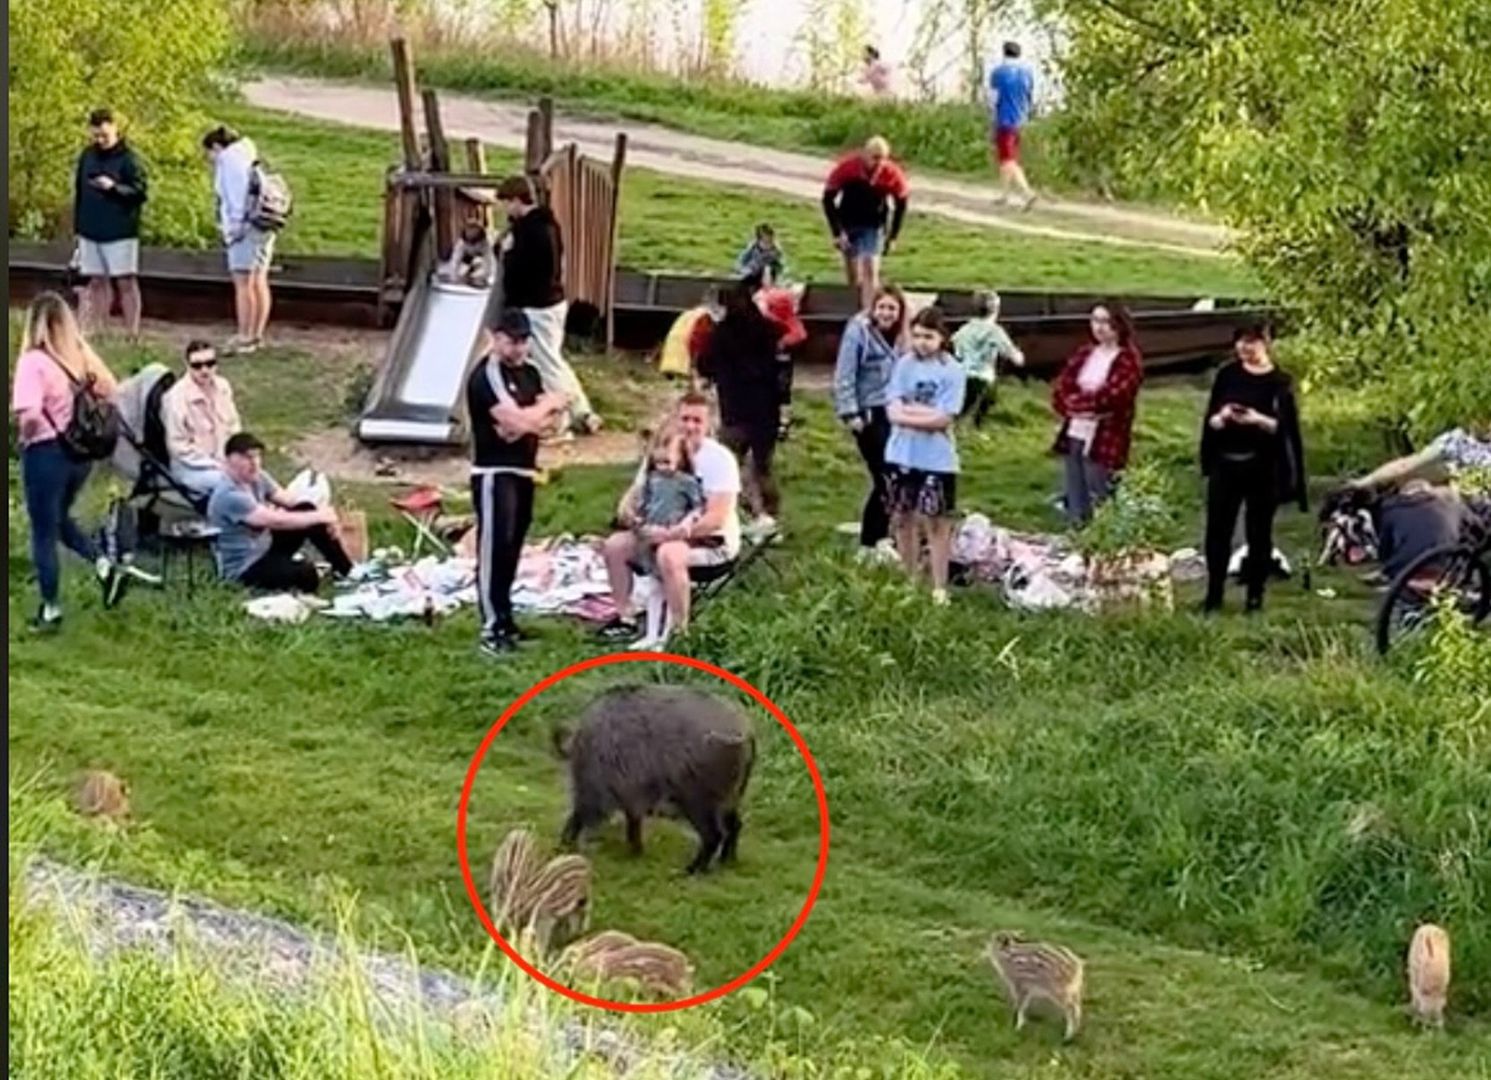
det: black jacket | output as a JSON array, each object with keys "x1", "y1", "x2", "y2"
[
  {"x1": 502, "y1": 205, "x2": 565, "y2": 309},
  {"x1": 1199, "y1": 361, "x2": 1308, "y2": 511},
  {"x1": 696, "y1": 304, "x2": 782, "y2": 429},
  {"x1": 73, "y1": 141, "x2": 148, "y2": 243}
]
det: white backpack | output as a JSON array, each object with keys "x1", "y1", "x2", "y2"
[{"x1": 247, "y1": 160, "x2": 293, "y2": 232}]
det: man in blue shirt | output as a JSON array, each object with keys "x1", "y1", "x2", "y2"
[{"x1": 988, "y1": 41, "x2": 1037, "y2": 209}]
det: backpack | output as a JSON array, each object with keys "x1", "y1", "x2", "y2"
[
  {"x1": 247, "y1": 159, "x2": 293, "y2": 232},
  {"x1": 43, "y1": 353, "x2": 121, "y2": 462}
]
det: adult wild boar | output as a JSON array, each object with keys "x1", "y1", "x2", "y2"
[{"x1": 552, "y1": 684, "x2": 756, "y2": 874}]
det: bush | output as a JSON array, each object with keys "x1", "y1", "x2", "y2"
[
  {"x1": 1044, "y1": 0, "x2": 1491, "y2": 438},
  {"x1": 7, "y1": 0, "x2": 231, "y2": 246}
]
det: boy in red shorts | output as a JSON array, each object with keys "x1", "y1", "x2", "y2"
[{"x1": 988, "y1": 41, "x2": 1037, "y2": 209}]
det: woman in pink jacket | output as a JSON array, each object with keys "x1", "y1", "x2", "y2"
[{"x1": 11, "y1": 292, "x2": 120, "y2": 631}]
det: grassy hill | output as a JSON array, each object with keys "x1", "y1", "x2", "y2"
[{"x1": 8, "y1": 315, "x2": 1487, "y2": 1076}]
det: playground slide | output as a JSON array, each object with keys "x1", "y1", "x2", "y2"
[{"x1": 356, "y1": 245, "x2": 501, "y2": 446}]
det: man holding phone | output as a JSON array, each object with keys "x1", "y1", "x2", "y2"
[{"x1": 72, "y1": 109, "x2": 149, "y2": 340}]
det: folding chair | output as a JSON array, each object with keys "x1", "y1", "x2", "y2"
[
  {"x1": 690, "y1": 527, "x2": 784, "y2": 614},
  {"x1": 390, "y1": 486, "x2": 452, "y2": 559}
]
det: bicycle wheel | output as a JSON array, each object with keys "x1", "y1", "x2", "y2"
[{"x1": 1375, "y1": 543, "x2": 1491, "y2": 656}]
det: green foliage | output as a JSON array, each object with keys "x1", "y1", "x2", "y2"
[
  {"x1": 1073, "y1": 459, "x2": 1182, "y2": 558},
  {"x1": 1043, "y1": 0, "x2": 1491, "y2": 438},
  {"x1": 1410, "y1": 590, "x2": 1491, "y2": 699},
  {"x1": 6, "y1": 0, "x2": 231, "y2": 246}
]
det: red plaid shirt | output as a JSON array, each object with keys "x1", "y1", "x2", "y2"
[{"x1": 1050, "y1": 343, "x2": 1144, "y2": 471}]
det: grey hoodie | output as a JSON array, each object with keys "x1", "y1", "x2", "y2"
[{"x1": 833, "y1": 312, "x2": 898, "y2": 418}]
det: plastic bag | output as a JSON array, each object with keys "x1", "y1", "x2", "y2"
[{"x1": 283, "y1": 468, "x2": 332, "y2": 508}]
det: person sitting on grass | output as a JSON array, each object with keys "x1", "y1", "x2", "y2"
[
  {"x1": 884, "y1": 305, "x2": 967, "y2": 607},
  {"x1": 206, "y1": 432, "x2": 355, "y2": 594},
  {"x1": 952, "y1": 289, "x2": 1024, "y2": 430},
  {"x1": 596, "y1": 391, "x2": 743, "y2": 647},
  {"x1": 162, "y1": 339, "x2": 241, "y2": 501}
]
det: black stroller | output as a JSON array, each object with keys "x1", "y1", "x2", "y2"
[{"x1": 98, "y1": 362, "x2": 213, "y2": 606}]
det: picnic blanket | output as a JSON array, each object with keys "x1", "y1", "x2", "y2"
[
  {"x1": 952, "y1": 512, "x2": 1185, "y2": 613},
  {"x1": 242, "y1": 537, "x2": 618, "y2": 625}
]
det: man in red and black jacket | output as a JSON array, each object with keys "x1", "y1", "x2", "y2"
[{"x1": 821, "y1": 136, "x2": 910, "y2": 311}]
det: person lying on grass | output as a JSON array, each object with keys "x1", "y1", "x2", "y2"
[
  {"x1": 883, "y1": 305, "x2": 967, "y2": 606},
  {"x1": 206, "y1": 432, "x2": 357, "y2": 594},
  {"x1": 596, "y1": 391, "x2": 744, "y2": 647}
]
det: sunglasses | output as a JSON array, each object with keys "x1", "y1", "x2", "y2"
[{"x1": 188, "y1": 357, "x2": 218, "y2": 370}]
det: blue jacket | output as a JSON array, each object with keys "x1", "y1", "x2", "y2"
[{"x1": 833, "y1": 313, "x2": 898, "y2": 418}]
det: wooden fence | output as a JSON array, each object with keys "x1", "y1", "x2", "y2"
[{"x1": 377, "y1": 36, "x2": 627, "y2": 347}]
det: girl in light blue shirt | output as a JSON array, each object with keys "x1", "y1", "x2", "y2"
[{"x1": 884, "y1": 305, "x2": 967, "y2": 605}]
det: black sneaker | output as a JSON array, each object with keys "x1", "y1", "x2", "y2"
[
  {"x1": 500, "y1": 619, "x2": 535, "y2": 642},
  {"x1": 101, "y1": 561, "x2": 128, "y2": 609},
  {"x1": 478, "y1": 633, "x2": 518, "y2": 658},
  {"x1": 28, "y1": 607, "x2": 62, "y2": 634},
  {"x1": 595, "y1": 616, "x2": 640, "y2": 643}
]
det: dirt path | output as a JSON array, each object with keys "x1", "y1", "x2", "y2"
[{"x1": 244, "y1": 77, "x2": 1231, "y2": 259}]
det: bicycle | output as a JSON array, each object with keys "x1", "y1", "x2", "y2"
[{"x1": 1375, "y1": 509, "x2": 1491, "y2": 656}]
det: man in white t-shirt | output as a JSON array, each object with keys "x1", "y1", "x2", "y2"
[{"x1": 597, "y1": 391, "x2": 742, "y2": 644}]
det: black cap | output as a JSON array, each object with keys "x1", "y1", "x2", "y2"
[
  {"x1": 492, "y1": 308, "x2": 531, "y2": 340},
  {"x1": 224, "y1": 432, "x2": 266, "y2": 456}
]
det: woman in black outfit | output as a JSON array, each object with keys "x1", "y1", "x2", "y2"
[
  {"x1": 1199, "y1": 323, "x2": 1307, "y2": 613},
  {"x1": 696, "y1": 279, "x2": 784, "y2": 525}
]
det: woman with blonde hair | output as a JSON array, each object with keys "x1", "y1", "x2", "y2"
[{"x1": 11, "y1": 291, "x2": 121, "y2": 631}]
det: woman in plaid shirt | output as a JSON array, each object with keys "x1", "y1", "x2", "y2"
[{"x1": 1049, "y1": 303, "x2": 1144, "y2": 525}]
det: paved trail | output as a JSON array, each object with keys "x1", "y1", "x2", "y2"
[{"x1": 245, "y1": 77, "x2": 1231, "y2": 260}]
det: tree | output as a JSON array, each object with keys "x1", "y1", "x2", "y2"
[
  {"x1": 1043, "y1": 0, "x2": 1491, "y2": 438},
  {"x1": 7, "y1": 0, "x2": 230, "y2": 246}
]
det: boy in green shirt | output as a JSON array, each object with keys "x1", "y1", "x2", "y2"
[{"x1": 952, "y1": 290, "x2": 1025, "y2": 428}]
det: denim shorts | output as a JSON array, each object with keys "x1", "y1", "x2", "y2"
[
  {"x1": 77, "y1": 238, "x2": 139, "y2": 278},
  {"x1": 844, "y1": 226, "x2": 884, "y2": 259},
  {"x1": 227, "y1": 227, "x2": 276, "y2": 274}
]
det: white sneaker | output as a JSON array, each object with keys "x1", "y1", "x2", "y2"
[
  {"x1": 345, "y1": 561, "x2": 380, "y2": 584},
  {"x1": 932, "y1": 588, "x2": 950, "y2": 606},
  {"x1": 746, "y1": 514, "x2": 779, "y2": 540}
]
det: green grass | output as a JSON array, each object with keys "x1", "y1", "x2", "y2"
[
  {"x1": 238, "y1": 36, "x2": 1098, "y2": 199},
  {"x1": 9, "y1": 319, "x2": 1490, "y2": 1077},
  {"x1": 9, "y1": 783, "x2": 953, "y2": 1079},
  {"x1": 210, "y1": 101, "x2": 1258, "y2": 298}
]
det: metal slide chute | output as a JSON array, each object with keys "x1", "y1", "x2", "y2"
[{"x1": 355, "y1": 220, "x2": 502, "y2": 446}]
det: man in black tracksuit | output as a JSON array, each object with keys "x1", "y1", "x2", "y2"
[
  {"x1": 464, "y1": 308, "x2": 570, "y2": 656},
  {"x1": 72, "y1": 108, "x2": 149, "y2": 338},
  {"x1": 496, "y1": 174, "x2": 600, "y2": 438}
]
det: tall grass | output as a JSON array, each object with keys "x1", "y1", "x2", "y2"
[{"x1": 8, "y1": 779, "x2": 964, "y2": 1080}]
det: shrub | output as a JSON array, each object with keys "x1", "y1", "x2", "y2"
[{"x1": 6, "y1": 0, "x2": 230, "y2": 246}]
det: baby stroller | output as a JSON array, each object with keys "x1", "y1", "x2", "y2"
[
  {"x1": 109, "y1": 362, "x2": 210, "y2": 535},
  {"x1": 97, "y1": 363, "x2": 214, "y2": 606}
]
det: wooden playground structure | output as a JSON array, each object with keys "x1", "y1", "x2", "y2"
[{"x1": 376, "y1": 37, "x2": 628, "y2": 346}]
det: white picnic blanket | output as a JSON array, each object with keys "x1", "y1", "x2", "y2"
[{"x1": 239, "y1": 536, "x2": 619, "y2": 625}]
